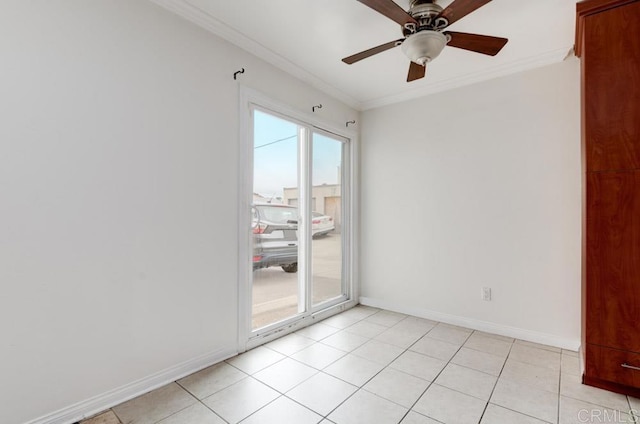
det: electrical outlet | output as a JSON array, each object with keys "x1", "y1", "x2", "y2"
[{"x1": 482, "y1": 287, "x2": 492, "y2": 301}]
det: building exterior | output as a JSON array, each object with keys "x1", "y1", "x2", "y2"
[{"x1": 283, "y1": 184, "x2": 342, "y2": 233}]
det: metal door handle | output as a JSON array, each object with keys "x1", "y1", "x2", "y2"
[{"x1": 621, "y1": 363, "x2": 640, "y2": 371}]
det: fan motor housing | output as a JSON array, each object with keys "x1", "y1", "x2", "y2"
[
  {"x1": 405, "y1": 0, "x2": 447, "y2": 34},
  {"x1": 409, "y1": 0, "x2": 435, "y2": 6},
  {"x1": 410, "y1": 1, "x2": 443, "y2": 19}
]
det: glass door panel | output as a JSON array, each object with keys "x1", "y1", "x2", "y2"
[
  {"x1": 251, "y1": 110, "x2": 301, "y2": 330},
  {"x1": 311, "y1": 132, "x2": 344, "y2": 306},
  {"x1": 246, "y1": 103, "x2": 350, "y2": 339}
]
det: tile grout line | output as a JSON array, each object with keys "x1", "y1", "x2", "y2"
[
  {"x1": 484, "y1": 341, "x2": 562, "y2": 424},
  {"x1": 314, "y1": 315, "x2": 531, "y2": 423},
  {"x1": 97, "y1": 308, "x2": 576, "y2": 424},
  {"x1": 198, "y1": 398, "x2": 231, "y2": 424},
  {"x1": 314, "y1": 316, "x2": 420, "y2": 419},
  {"x1": 395, "y1": 325, "x2": 475, "y2": 423},
  {"x1": 270, "y1": 308, "x2": 391, "y2": 421},
  {"x1": 476, "y1": 333, "x2": 516, "y2": 424},
  {"x1": 148, "y1": 390, "x2": 203, "y2": 424},
  {"x1": 262, "y1": 313, "x2": 560, "y2": 423},
  {"x1": 240, "y1": 331, "x2": 372, "y2": 421},
  {"x1": 557, "y1": 349, "x2": 563, "y2": 424},
  {"x1": 293, "y1": 314, "x2": 436, "y2": 421},
  {"x1": 173, "y1": 379, "x2": 232, "y2": 424}
]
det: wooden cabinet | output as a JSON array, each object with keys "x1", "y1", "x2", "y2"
[
  {"x1": 581, "y1": 1, "x2": 640, "y2": 172},
  {"x1": 586, "y1": 172, "x2": 640, "y2": 352},
  {"x1": 585, "y1": 344, "x2": 640, "y2": 389},
  {"x1": 577, "y1": 0, "x2": 640, "y2": 397}
]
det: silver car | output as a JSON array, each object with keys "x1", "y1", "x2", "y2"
[{"x1": 252, "y1": 204, "x2": 298, "y2": 273}]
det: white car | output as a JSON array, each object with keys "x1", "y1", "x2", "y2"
[{"x1": 312, "y1": 212, "x2": 335, "y2": 238}]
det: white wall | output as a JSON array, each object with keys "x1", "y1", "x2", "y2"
[
  {"x1": 0, "y1": 2, "x2": 356, "y2": 423},
  {"x1": 360, "y1": 59, "x2": 581, "y2": 348}
]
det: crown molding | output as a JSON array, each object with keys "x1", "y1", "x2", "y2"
[
  {"x1": 148, "y1": 0, "x2": 361, "y2": 110},
  {"x1": 359, "y1": 46, "x2": 574, "y2": 110},
  {"x1": 149, "y1": 0, "x2": 573, "y2": 112}
]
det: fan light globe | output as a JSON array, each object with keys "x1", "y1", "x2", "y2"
[{"x1": 401, "y1": 30, "x2": 448, "y2": 66}]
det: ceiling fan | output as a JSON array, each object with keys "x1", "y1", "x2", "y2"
[{"x1": 342, "y1": 0, "x2": 508, "y2": 82}]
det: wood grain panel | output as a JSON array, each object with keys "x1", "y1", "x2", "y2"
[
  {"x1": 583, "y1": 1, "x2": 640, "y2": 172},
  {"x1": 575, "y1": 0, "x2": 639, "y2": 57},
  {"x1": 585, "y1": 343, "x2": 640, "y2": 390},
  {"x1": 586, "y1": 171, "x2": 640, "y2": 352}
]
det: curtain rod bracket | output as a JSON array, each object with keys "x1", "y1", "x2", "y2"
[{"x1": 233, "y1": 68, "x2": 245, "y2": 80}]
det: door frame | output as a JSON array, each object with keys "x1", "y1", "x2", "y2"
[{"x1": 237, "y1": 87, "x2": 360, "y2": 351}]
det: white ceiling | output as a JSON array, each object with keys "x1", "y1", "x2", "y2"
[{"x1": 151, "y1": 0, "x2": 578, "y2": 110}]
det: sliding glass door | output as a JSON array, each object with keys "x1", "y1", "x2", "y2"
[
  {"x1": 249, "y1": 106, "x2": 349, "y2": 335},
  {"x1": 251, "y1": 110, "x2": 302, "y2": 329},
  {"x1": 311, "y1": 132, "x2": 344, "y2": 307}
]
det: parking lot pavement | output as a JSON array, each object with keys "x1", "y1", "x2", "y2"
[{"x1": 252, "y1": 233, "x2": 343, "y2": 329}]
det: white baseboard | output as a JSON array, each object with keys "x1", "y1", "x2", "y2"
[
  {"x1": 24, "y1": 346, "x2": 237, "y2": 424},
  {"x1": 359, "y1": 297, "x2": 581, "y2": 351}
]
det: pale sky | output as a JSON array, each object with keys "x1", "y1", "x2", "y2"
[{"x1": 253, "y1": 109, "x2": 343, "y2": 199}]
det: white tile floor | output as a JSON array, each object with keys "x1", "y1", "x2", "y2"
[{"x1": 82, "y1": 306, "x2": 640, "y2": 424}]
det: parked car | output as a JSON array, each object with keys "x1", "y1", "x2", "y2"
[
  {"x1": 252, "y1": 203, "x2": 298, "y2": 273},
  {"x1": 312, "y1": 212, "x2": 335, "y2": 238}
]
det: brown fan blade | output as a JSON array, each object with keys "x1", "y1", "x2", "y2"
[
  {"x1": 357, "y1": 0, "x2": 418, "y2": 27},
  {"x1": 446, "y1": 31, "x2": 508, "y2": 56},
  {"x1": 407, "y1": 61, "x2": 426, "y2": 82},
  {"x1": 342, "y1": 39, "x2": 404, "y2": 64},
  {"x1": 437, "y1": 0, "x2": 492, "y2": 27}
]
